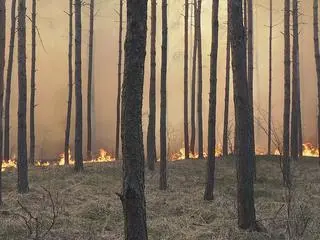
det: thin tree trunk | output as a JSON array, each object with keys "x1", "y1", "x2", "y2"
[
  {"x1": 87, "y1": 0, "x2": 94, "y2": 161},
  {"x1": 247, "y1": 0, "x2": 256, "y2": 179},
  {"x1": 267, "y1": 0, "x2": 272, "y2": 155},
  {"x1": 204, "y1": 0, "x2": 219, "y2": 201},
  {"x1": 313, "y1": 0, "x2": 320, "y2": 164},
  {"x1": 222, "y1": 3, "x2": 231, "y2": 157},
  {"x1": 0, "y1": 0, "x2": 5, "y2": 204},
  {"x1": 120, "y1": 0, "x2": 148, "y2": 238},
  {"x1": 4, "y1": 0, "x2": 17, "y2": 162},
  {"x1": 64, "y1": 0, "x2": 73, "y2": 165},
  {"x1": 29, "y1": 0, "x2": 36, "y2": 165},
  {"x1": 230, "y1": 0, "x2": 257, "y2": 230},
  {"x1": 115, "y1": 0, "x2": 123, "y2": 161},
  {"x1": 291, "y1": 0, "x2": 301, "y2": 160},
  {"x1": 197, "y1": 0, "x2": 204, "y2": 159},
  {"x1": 160, "y1": 0, "x2": 168, "y2": 190},
  {"x1": 283, "y1": 0, "x2": 291, "y2": 186},
  {"x1": 74, "y1": 0, "x2": 83, "y2": 171},
  {"x1": 17, "y1": 0, "x2": 29, "y2": 193},
  {"x1": 184, "y1": 0, "x2": 190, "y2": 159},
  {"x1": 147, "y1": 0, "x2": 156, "y2": 170},
  {"x1": 190, "y1": 0, "x2": 197, "y2": 155}
]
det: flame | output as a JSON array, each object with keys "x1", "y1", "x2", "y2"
[
  {"x1": 1, "y1": 148, "x2": 115, "y2": 172},
  {"x1": 170, "y1": 144, "x2": 222, "y2": 161},
  {"x1": 302, "y1": 142, "x2": 319, "y2": 157}
]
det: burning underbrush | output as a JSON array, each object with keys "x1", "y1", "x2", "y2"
[{"x1": 1, "y1": 148, "x2": 115, "y2": 172}]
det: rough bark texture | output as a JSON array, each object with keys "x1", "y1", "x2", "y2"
[
  {"x1": 197, "y1": 0, "x2": 203, "y2": 159},
  {"x1": 115, "y1": 0, "x2": 123, "y2": 161},
  {"x1": 87, "y1": 0, "x2": 94, "y2": 161},
  {"x1": 267, "y1": 0, "x2": 272, "y2": 155},
  {"x1": 283, "y1": 0, "x2": 291, "y2": 185},
  {"x1": 147, "y1": 0, "x2": 156, "y2": 170},
  {"x1": 184, "y1": 0, "x2": 189, "y2": 159},
  {"x1": 74, "y1": 0, "x2": 83, "y2": 171},
  {"x1": 4, "y1": 0, "x2": 16, "y2": 162},
  {"x1": 120, "y1": 0, "x2": 148, "y2": 239},
  {"x1": 160, "y1": 0, "x2": 168, "y2": 190},
  {"x1": 204, "y1": 0, "x2": 219, "y2": 201},
  {"x1": 291, "y1": 0, "x2": 301, "y2": 160},
  {"x1": 190, "y1": 0, "x2": 197, "y2": 155},
  {"x1": 17, "y1": 0, "x2": 29, "y2": 193},
  {"x1": 247, "y1": 0, "x2": 256, "y2": 178},
  {"x1": 222, "y1": 3, "x2": 231, "y2": 157},
  {"x1": 64, "y1": 0, "x2": 73, "y2": 165},
  {"x1": 29, "y1": 0, "x2": 36, "y2": 165},
  {"x1": 314, "y1": 0, "x2": 320, "y2": 165},
  {"x1": 0, "y1": 0, "x2": 5, "y2": 203},
  {"x1": 230, "y1": 0, "x2": 257, "y2": 230}
]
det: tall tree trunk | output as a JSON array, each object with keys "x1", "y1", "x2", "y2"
[
  {"x1": 204, "y1": 0, "x2": 219, "y2": 201},
  {"x1": 190, "y1": 0, "x2": 197, "y2": 155},
  {"x1": 247, "y1": 0, "x2": 256, "y2": 179},
  {"x1": 230, "y1": 0, "x2": 257, "y2": 230},
  {"x1": 291, "y1": 0, "x2": 301, "y2": 160},
  {"x1": 184, "y1": 0, "x2": 189, "y2": 159},
  {"x1": 313, "y1": 0, "x2": 320, "y2": 164},
  {"x1": 4, "y1": 0, "x2": 17, "y2": 162},
  {"x1": 222, "y1": 2, "x2": 231, "y2": 157},
  {"x1": 267, "y1": 0, "x2": 272, "y2": 155},
  {"x1": 87, "y1": 0, "x2": 94, "y2": 161},
  {"x1": 29, "y1": 0, "x2": 36, "y2": 165},
  {"x1": 147, "y1": 0, "x2": 156, "y2": 170},
  {"x1": 64, "y1": 0, "x2": 73, "y2": 165},
  {"x1": 120, "y1": 0, "x2": 148, "y2": 239},
  {"x1": 74, "y1": 0, "x2": 83, "y2": 171},
  {"x1": 197, "y1": 0, "x2": 204, "y2": 159},
  {"x1": 17, "y1": 0, "x2": 29, "y2": 193},
  {"x1": 160, "y1": 0, "x2": 168, "y2": 190},
  {"x1": 0, "y1": 0, "x2": 5, "y2": 204},
  {"x1": 283, "y1": 0, "x2": 291, "y2": 186},
  {"x1": 115, "y1": 0, "x2": 123, "y2": 161}
]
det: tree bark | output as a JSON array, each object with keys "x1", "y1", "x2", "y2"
[
  {"x1": 313, "y1": 0, "x2": 320, "y2": 165},
  {"x1": 190, "y1": 0, "x2": 197, "y2": 155},
  {"x1": 29, "y1": 0, "x2": 36, "y2": 165},
  {"x1": 160, "y1": 0, "x2": 168, "y2": 190},
  {"x1": 247, "y1": 0, "x2": 256, "y2": 179},
  {"x1": 74, "y1": 0, "x2": 83, "y2": 171},
  {"x1": 204, "y1": 0, "x2": 219, "y2": 201},
  {"x1": 0, "y1": 0, "x2": 5, "y2": 204},
  {"x1": 222, "y1": 2, "x2": 231, "y2": 157},
  {"x1": 291, "y1": 0, "x2": 301, "y2": 160},
  {"x1": 230, "y1": 0, "x2": 257, "y2": 230},
  {"x1": 87, "y1": 0, "x2": 94, "y2": 161},
  {"x1": 197, "y1": 0, "x2": 203, "y2": 159},
  {"x1": 147, "y1": 0, "x2": 156, "y2": 170},
  {"x1": 184, "y1": 0, "x2": 189, "y2": 159},
  {"x1": 120, "y1": 0, "x2": 148, "y2": 239},
  {"x1": 64, "y1": 0, "x2": 73, "y2": 165},
  {"x1": 115, "y1": 0, "x2": 123, "y2": 161},
  {"x1": 283, "y1": 0, "x2": 291, "y2": 186},
  {"x1": 267, "y1": 0, "x2": 272, "y2": 155},
  {"x1": 4, "y1": 0, "x2": 17, "y2": 162},
  {"x1": 17, "y1": 0, "x2": 29, "y2": 193}
]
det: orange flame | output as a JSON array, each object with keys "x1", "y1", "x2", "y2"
[{"x1": 170, "y1": 144, "x2": 222, "y2": 161}]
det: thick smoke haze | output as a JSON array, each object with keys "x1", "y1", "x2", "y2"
[{"x1": 4, "y1": 0, "x2": 318, "y2": 159}]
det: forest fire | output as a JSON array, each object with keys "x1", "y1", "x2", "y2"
[
  {"x1": 170, "y1": 144, "x2": 223, "y2": 160},
  {"x1": 302, "y1": 142, "x2": 319, "y2": 157},
  {"x1": 1, "y1": 148, "x2": 115, "y2": 172}
]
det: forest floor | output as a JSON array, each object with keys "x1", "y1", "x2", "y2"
[{"x1": 0, "y1": 156, "x2": 319, "y2": 240}]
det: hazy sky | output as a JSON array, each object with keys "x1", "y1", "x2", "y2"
[{"x1": 4, "y1": 0, "x2": 318, "y2": 159}]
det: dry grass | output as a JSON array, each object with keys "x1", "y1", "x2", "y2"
[{"x1": 0, "y1": 156, "x2": 319, "y2": 240}]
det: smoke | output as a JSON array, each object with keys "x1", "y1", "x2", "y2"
[{"x1": 4, "y1": 0, "x2": 317, "y2": 159}]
